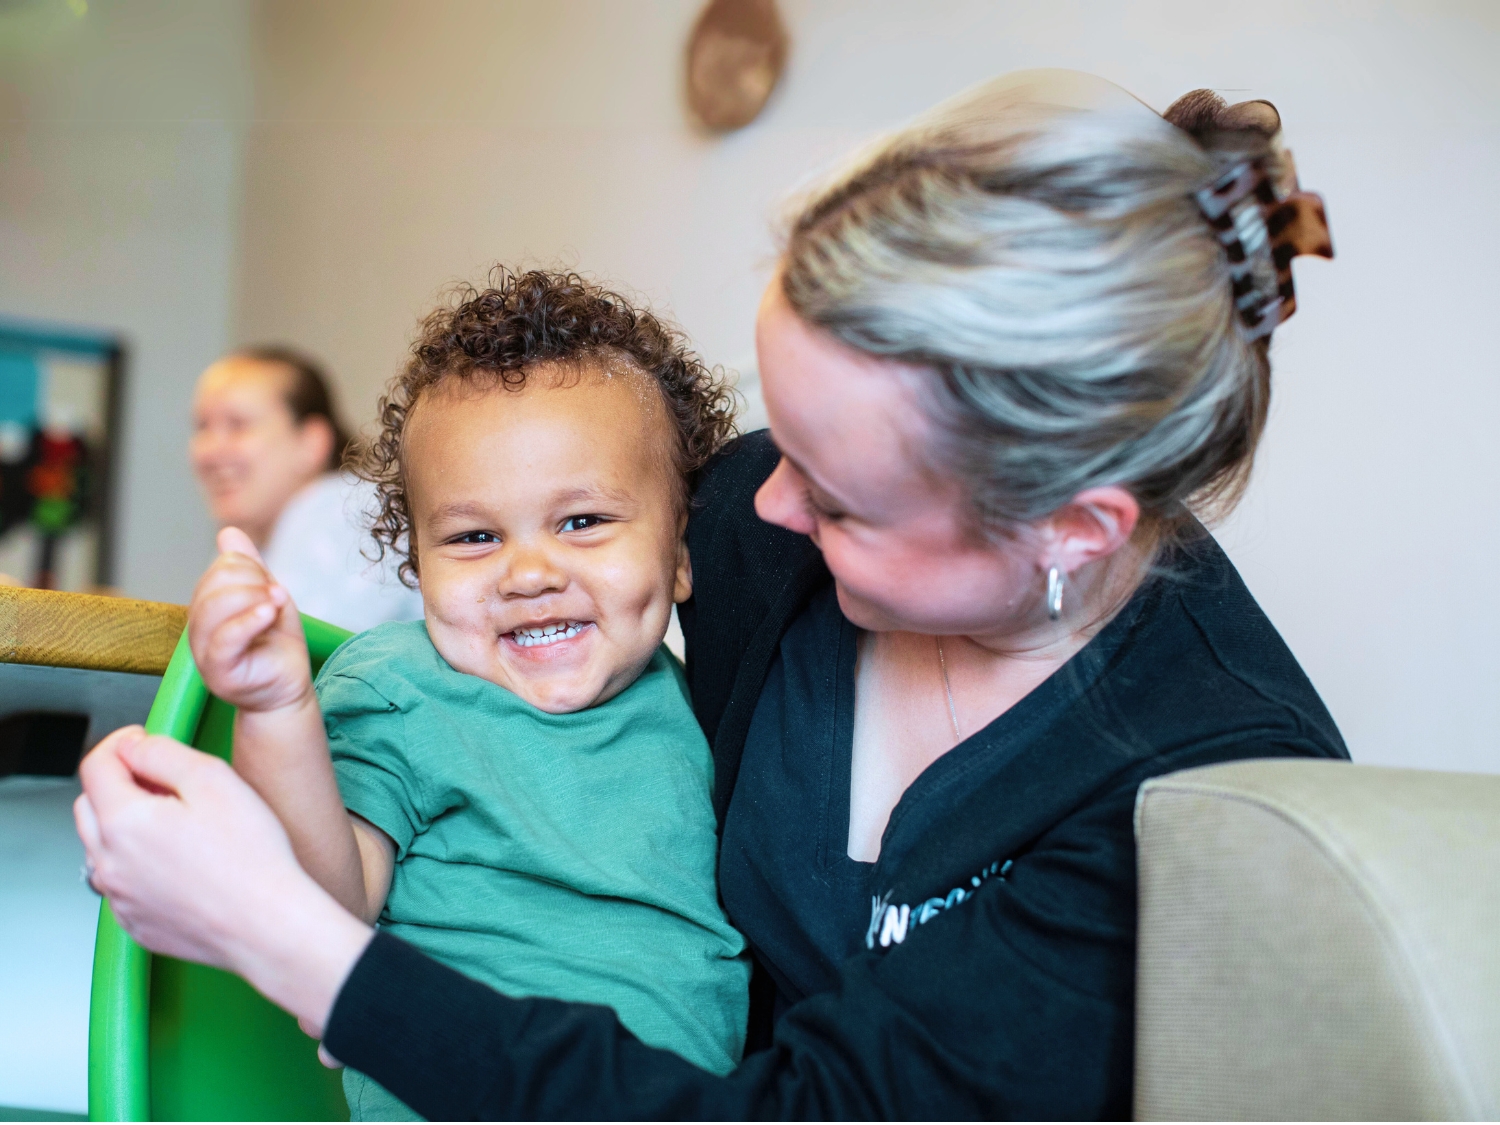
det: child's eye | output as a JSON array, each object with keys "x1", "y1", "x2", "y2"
[
  {"x1": 455, "y1": 531, "x2": 500, "y2": 545},
  {"x1": 561, "y1": 515, "x2": 604, "y2": 533}
]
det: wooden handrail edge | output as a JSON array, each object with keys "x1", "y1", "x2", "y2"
[{"x1": 0, "y1": 585, "x2": 188, "y2": 677}]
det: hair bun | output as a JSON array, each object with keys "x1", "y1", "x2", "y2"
[{"x1": 1165, "y1": 89, "x2": 1281, "y2": 142}]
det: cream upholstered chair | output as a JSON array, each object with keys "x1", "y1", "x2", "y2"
[{"x1": 1133, "y1": 759, "x2": 1500, "y2": 1120}]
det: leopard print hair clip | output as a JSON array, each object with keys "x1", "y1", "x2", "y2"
[
  {"x1": 1195, "y1": 155, "x2": 1333, "y2": 340},
  {"x1": 1167, "y1": 90, "x2": 1334, "y2": 341}
]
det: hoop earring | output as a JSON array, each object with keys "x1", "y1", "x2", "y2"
[{"x1": 1047, "y1": 566, "x2": 1064, "y2": 622}]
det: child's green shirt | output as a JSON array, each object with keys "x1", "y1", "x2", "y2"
[{"x1": 316, "y1": 621, "x2": 749, "y2": 1120}]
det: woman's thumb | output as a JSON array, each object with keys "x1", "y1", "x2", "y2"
[
  {"x1": 79, "y1": 725, "x2": 150, "y2": 818},
  {"x1": 116, "y1": 733, "x2": 219, "y2": 799}
]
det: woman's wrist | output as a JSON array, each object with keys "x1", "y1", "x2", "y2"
[{"x1": 225, "y1": 869, "x2": 374, "y2": 1036}]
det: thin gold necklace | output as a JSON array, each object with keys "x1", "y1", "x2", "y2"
[{"x1": 935, "y1": 637, "x2": 962, "y2": 742}]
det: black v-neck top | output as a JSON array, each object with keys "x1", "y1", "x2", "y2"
[
  {"x1": 720, "y1": 574, "x2": 1148, "y2": 1009},
  {"x1": 324, "y1": 431, "x2": 1350, "y2": 1120}
]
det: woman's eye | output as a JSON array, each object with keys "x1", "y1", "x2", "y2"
[
  {"x1": 456, "y1": 531, "x2": 500, "y2": 545},
  {"x1": 561, "y1": 515, "x2": 603, "y2": 533},
  {"x1": 806, "y1": 490, "x2": 846, "y2": 522}
]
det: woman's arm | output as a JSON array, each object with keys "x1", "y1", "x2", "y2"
[{"x1": 81, "y1": 713, "x2": 1318, "y2": 1117}]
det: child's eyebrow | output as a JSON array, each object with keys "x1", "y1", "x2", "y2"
[
  {"x1": 426, "y1": 488, "x2": 636, "y2": 526},
  {"x1": 550, "y1": 485, "x2": 636, "y2": 509},
  {"x1": 428, "y1": 500, "x2": 493, "y2": 524}
]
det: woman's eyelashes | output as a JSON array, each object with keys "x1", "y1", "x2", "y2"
[{"x1": 805, "y1": 489, "x2": 846, "y2": 522}]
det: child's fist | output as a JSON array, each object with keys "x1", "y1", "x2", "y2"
[{"x1": 189, "y1": 527, "x2": 312, "y2": 713}]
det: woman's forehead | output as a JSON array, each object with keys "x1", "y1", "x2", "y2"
[
  {"x1": 194, "y1": 358, "x2": 291, "y2": 411},
  {"x1": 758, "y1": 287, "x2": 946, "y2": 508}
]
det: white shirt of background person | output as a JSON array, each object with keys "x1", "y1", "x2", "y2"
[
  {"x1": 190, "y1": 348, "x2": 423, "y2": 635},
  {"x1": 262, "y1": 473, "x2": 421, "y2": 633}
]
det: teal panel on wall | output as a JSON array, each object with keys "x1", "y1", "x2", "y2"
[{"x1": 0, "y1": 350, "x2": 41, "y2": 426}]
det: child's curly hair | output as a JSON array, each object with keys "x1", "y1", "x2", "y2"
[{"x1": 350, "y1": 267, "x2": 739, "y2": 586}]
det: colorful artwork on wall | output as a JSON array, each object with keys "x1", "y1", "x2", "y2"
[{"x1": 0, "y1": 323, "x2": 124, "y2": 591}]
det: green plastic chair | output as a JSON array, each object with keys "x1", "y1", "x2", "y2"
[{"x1": 88, "y1": 618, "x2": 353, "y2": 1122}]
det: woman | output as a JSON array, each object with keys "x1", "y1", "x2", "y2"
[
  {"x1": 190, "y1": 345, "x2": 422, "y2": 632},
  {"x1": 78, "y1": 71, "x2": 1343, "y2": 1117}
]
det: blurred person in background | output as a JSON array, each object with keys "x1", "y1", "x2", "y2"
[{"x1": 190, "y1": 347, "x2": 422, "y2": 633}]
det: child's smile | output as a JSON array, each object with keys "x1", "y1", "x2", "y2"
[
  {"x1": 508, "y1": 620, "x2": 592, "y2": 648},
  {"x1": 402, "y1": 360, "x2": 691, "y2": 714}
]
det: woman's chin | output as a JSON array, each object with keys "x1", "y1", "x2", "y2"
[
  {"x1": 832, "y1": 582, "x2": 910, "y2": 633},
  {"x1": 834, "y1": 579, "x2": 1015, "y2": 638}
]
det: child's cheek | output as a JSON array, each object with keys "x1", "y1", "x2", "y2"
[
  {"x1": 421, "y1": 579, "x2": 504, "y2": 685},
  {"x1": 589, "y1": 551, "x2": 675, "y2": 660},
  {"x1": 420, "y1": 563, "x2": 492, "y2": 636},
  {"x1": 590, "y1": 550, "x2": 658, "y2": 619}
]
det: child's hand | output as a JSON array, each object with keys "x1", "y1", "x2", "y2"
[{"x1": 189, "y1": 527, "x2": 312, "y2": 714}]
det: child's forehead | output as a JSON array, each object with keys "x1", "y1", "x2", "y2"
[
  {"x1": 408, "y1": 358, "x2": 680, "y2": 480},
  {"x1": 405, "y1": 378, "x2": 683, "y2": 516},
  {"x1": 419, "y1": 356, "x2": 668, "y2": 436},
  {"x1": 531, "y1": 355, "x2": 664, "y2": 405}
]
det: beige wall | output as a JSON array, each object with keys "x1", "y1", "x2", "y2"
[
  {"x1": 235, "y1": 0, "x2": 1500, "y2": 775},
  {"x1": 4, "y1": 2, "x2": 1496, "y2": 773},
  {"x1": 234, "y1": 1, "x2": 850, "y2": 416},
  {"x1": 0, "y1": 0, "x2": 250, "y2": 603}
]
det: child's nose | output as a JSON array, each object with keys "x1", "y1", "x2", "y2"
[{"x1": 502, "y1": 544, "x2": 568, "y2": 598}]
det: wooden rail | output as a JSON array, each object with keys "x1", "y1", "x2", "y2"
[{"x1": 0, "y1": 586, "x2": 188, "y2": 676}]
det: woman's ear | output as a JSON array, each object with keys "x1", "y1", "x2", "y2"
[
  {"x1": 1045, "y1": 486, "x2": 1140, "y2": 574},
  {"x1": 296, "y1": 416, "x2": 337, "y2": 476}
]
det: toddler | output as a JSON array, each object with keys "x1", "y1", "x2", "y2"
[{"x1": 188, "y1": 270, "x2": 747, "y2": 1120}]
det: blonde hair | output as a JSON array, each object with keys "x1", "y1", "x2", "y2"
[{"x1": 782, "y1": 70, "x2": 1292, "y2": 549}]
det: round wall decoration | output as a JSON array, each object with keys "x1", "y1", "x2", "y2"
[{"x1": 685, "y1": 0, "x2": 788, "y2": 132}]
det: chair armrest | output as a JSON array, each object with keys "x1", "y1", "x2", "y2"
[{"x1": 1133, "y1": 758, "x2": 1500, "y2": 1120}]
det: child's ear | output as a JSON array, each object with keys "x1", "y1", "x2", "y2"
[{"x1": 672, "y1": 537, "x2": 693, "y2": 604}]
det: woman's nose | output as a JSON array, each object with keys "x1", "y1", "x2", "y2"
[{"x1": 755, "y1": 458, "x2": 817, "y2": 536}]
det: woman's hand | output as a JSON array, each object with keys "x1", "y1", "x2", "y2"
[
  {"x1": 74, "y1": 725, "x2": 373, "y2": 1036},
  {"x1": 190, "y1": 527, "x2": 312, "y2": 714}
]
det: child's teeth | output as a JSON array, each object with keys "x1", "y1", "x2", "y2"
[{"x1": 511, "y1": 622, "x2": 586, "y2": 647}]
